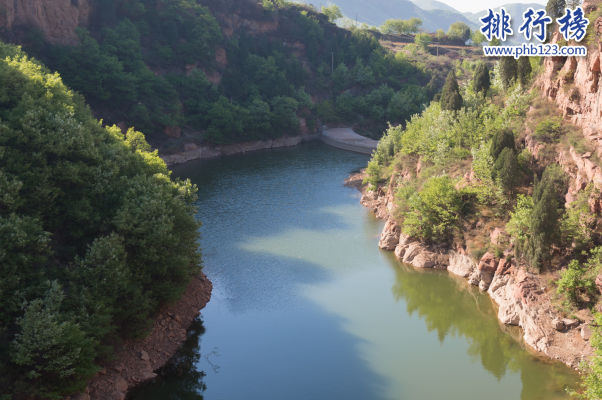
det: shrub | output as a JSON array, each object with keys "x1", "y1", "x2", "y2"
[{"x1": 401, "y1": 175, "x2": 462, "y2": 242}]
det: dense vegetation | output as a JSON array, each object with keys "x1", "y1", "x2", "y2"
[
  {"x1": 0, "y1": 42, "x2": 201, "y2": 398},
  {"x1": 18, "y1": 0, "x2": 438, "y2": 149}
]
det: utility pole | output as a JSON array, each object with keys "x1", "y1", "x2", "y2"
[
  {"x1": 356, "y1": 13, "x2": 357, "y2": 28},
  {"x1": 331, "y1": 52, "x2": 334, "y2": 74}
]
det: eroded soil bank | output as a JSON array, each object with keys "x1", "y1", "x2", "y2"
[{"x1": 66, "y1": 273, "x2": 212, "y2": 400}]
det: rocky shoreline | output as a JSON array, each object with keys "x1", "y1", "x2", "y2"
[
  {"x1": 345, "y1": 171, "x2": 594, "y2": 371},
  {"x1": 66, "y1": 272, "x2": 212, "y2": 400},
  {"x1": 160, "y1": 133, "x2": 320, "y2": 166}
]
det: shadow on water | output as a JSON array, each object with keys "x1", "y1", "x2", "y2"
[
  {"x1": 171, "y1": 142, "x2": 372, "y2": 313},
  {"x1": 133, "y1": 142, "x2": 583, "y2": 400},
  {"x1": 388, "y1": 257, "x2": 579, "y2": 400}
]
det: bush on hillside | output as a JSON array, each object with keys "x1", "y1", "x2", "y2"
[{"x1": 0, "y1": 42, "x2": 201, "y2": 398}]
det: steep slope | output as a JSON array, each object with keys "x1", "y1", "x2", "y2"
[
  {"x1": 0, "y1": 0, "x2": 442, "y2": 154},
  {"x1": 0, "y1": 0, "x2": 91, "y2": 44}
]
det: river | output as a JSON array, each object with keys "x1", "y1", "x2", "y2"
[{"x1": 131, "y1": 142, "x2": 579, "y2": 400}]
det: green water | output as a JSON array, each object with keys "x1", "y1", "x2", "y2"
[{"x1": 131, "y1": 142, "x2": 579, "y2": 400}]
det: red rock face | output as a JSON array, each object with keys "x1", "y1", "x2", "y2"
[
  {"x1": 478, "y1": 252, "x2": 497, "y2": 274},
  {"x1": 512, "y1": 270, "x2": 542, "y2": 306},
  {"x1": 215, "y1": 46, "x2": 228, "y2": 68},
  {"x1": 164, "y1": 126, "x2": 181, "y2": 138},
  {"x1": 0, "y1": 0, "x2": 90, "y2": 45}
]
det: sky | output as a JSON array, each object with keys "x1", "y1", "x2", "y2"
[{"x1": 434, "y1": 0, "x2": 547, "y2": 13}]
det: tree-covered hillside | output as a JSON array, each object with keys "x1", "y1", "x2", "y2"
[
  {"x1": 14, "y1": 0, "x2": 441, "y2": 151},
  {"x1": 0, "y1": 41, "x2": 201, "y2": 399}
]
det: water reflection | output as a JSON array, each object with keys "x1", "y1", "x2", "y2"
[
  {"x1": 131, "y1": 143, "x2": 579, "y2": 400},
  {"x1": 390, "y1": 260, "x2": 578, "y2": 399},
  {"x1": 129, "y1": 318, "x2": 207, "y2": 399}
]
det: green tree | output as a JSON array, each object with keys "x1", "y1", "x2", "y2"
[
  {"x1": 490, "y1": 128, "x2": 515, "y2": 161},
  {"x1": 471, "y1": 29, "x2": 487, "y2": 46},
  {"x1": 436, "y1": 29, "x2": 446, "y2": 40},
  {"x1": 524, "y1": 167, "x2": 564, "y2": 270},
  {"x1": 415, "y1": 33, "x2": 432, "y2": 51},
  {"x1": 517, "y1": 56, "x2": 532, "y2": 87},
  {"x1": 270, "y1": 96, "x2": 299, "y2": 134},
  {"x1": 440, "y1": 71, "x2": 463, "y2": 112},
  {"x1": 499, "y1": 56, "x2": 518, "y2": 89},
  {"x1": 245, "y1": 99, "x2": 272, "y2": 139},
  {"x1": 401, "y1": 175, "x2": 462, "y2": 242},
  {"x1": 448, "y1": 22, "x2": 471, "y2": 42},
  {"x1": 472, "y1": 62, "x2": 491, "y2": 95},
  {"x1": 492, "y1": 147, "x2": 519, "y2": 195},
  {"x1": 11, "y1": 282, "x2": 98, "y2": 397},
  {"x1": 206, "y1": 96, "x2": 246, "y2": 144},
  {"x1": 321, "y1": 3, "x2": 343, "y2": 22}
]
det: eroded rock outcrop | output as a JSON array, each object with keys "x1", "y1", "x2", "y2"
[{"x1": 0, "y1": 0, "x2": 90, "y2": 45}]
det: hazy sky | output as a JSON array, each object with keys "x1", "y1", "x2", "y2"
[{"x1": 439, "y1": 0, "x2": 547, "y2": 13}]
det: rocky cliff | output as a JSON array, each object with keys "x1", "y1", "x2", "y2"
[
  {"x1": 358, "y1": 174, "x2": 594, "y2": 370},
  {"x1": 0, "y1": 0, "x2": 90, "y2": 44}
]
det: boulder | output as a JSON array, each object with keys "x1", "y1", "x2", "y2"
[
  {"x1": 498, "y1": 299, "x2": 521, "y2": 325},
  {"x1": 114, "y1": 377, "x2": 128, "y2": 392},
  {"x1": 140, "y1": 350, "x2": 149, "y2": 361},
  {"x1": 582, "y1": 325, "x2": 593, "y2": 341},
  {"x1": 552, "y1": 319, "x2": 565, "y2": 331},
  {"x1": 495, "y1": 258, "x2": 509, "y2": 275},
  {"x1": 467, "y1": 272, "x2": 480, "y2": 286},
  {"x1": 478, "y1": 252, "x2": 497, "y2": 274},
  {"x1": 479, "y1": 280, "x2": 490, "y2": 291},
  {"x1": 478, "y1": 270, "x2": 494, "y2": 284},
  {"x1": 563, "y1": 318, "x2": 580, "y2": 328},
  {"x1": 378, "y1": 218, "x2": 400, "y2": 250},
  {"x1": 448, "y1": 251, "x2": 475, "y2": 277}
]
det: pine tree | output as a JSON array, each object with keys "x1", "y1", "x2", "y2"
[
  {"x1": 498, "y1": 56, "x2": 518, "y2": 89},
  {"x1": 490, "y1": 128, "x2": 515, "y2": 160},
  {"x1": 517, "y1": 56, "x2": 532, "y2": 87},
  {"x1": 440, "y1": 71, "x2": 463, "y2": 112},
  {"x1": 526, "y1": 166, "x2": 564, "y2": 271},
  {"x1": 493, "y1": 147, "x2": 519, "y2": 194},
  {"x1": 472, "y1": 62, "x2": 491, "y2": 95}
]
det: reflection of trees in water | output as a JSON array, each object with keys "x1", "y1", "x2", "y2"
[
  {"x1": 391, "y1": 263, "x2": 577, "y2": 399},
  {"x1": 129, "y1": 318, "x2": 207, "y2": 400}
]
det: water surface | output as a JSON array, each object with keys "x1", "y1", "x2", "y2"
[{"x1": 132, "y1": 142, "x2": 578, "y2": 400}]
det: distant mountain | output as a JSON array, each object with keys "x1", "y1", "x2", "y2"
[
  {"x1": 411, "y1": 0, "x2": 461, "y2": 13},
  {"x1": 464, "y1": 3, "x2": 545, "y2": 43},
  {"x1": 331, "y1": 0, "x2": 477, "y2": 32}
]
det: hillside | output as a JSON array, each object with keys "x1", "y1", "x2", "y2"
[
  {"x1": 360, "y1": 1, "x2": 602, "y2": 394},
  {"x1": 327, "y1": 0, "x2": 477, "y2": 31},
  {"x1": 0, "y1": 40, "x2": 203, "y2": 398},
  {"x1": 411, "y1": 0, "x2": 461, "y2": 13},
  {"x1": 0, "y1": 0, "x2": 465, "y2": 155}
]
